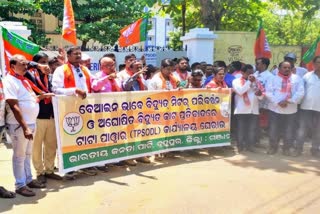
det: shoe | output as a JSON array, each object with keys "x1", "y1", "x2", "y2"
[
  {"x1": 15, "y1": 186, "x2": 35, "y2": 197},
  {"x1": 80, "y1": 168, "x2": 98, "y2": 176},
  {"x1": 64, "y1": 171, "x2": 77, "y2": 180},
  {"x1": 164, "y1": 152, "x2": 175, "y2": 158},
  {"x1": 45, "y1": 173, "x2": 63, "y2": 180},
  {"x1": 136, "y1": 157, "x2": 151, "y2": 164},
  {"x1": 27, "y1": 180, "x2": 46, "y2": 189},
  {"x1": 123, "y1": 159, "x2": 137, "y2": 166},
  {"x1": 37, "y1": 174, "x2": 47, "y2": 184},
  {"x1": 0, "y1": 186, "x2": 16, "y2": 198},
  {"x1": 267, "y1": 147, "x2": 277, "y2": 155},
  {"x1": 96, "y1": 166, "x2": 109, "y2": 173},
  {"x1": 154, "y1": 154, "x2": 164, "y2": 161}
]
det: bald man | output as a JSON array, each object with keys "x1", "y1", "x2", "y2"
[{"x1": 91, "y1": 57, "x2": 122, "y2": 93}]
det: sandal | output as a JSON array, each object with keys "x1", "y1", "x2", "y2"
[{"x1": 0, "y1": 186, "x2": 16, "y2": 198}]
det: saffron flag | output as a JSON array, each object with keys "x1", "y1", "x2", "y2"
[
  {"x1": 254, "y1": 21, "x2": 272, "y2": 59},
  {"x1": 62, "y1": 0, "x2": 77, "y2": 45},
  {"x1": 118, "y1": 18, "x2": 148, "y2": 47},
  {"x1": 302, "y1": 37, "x2": 320, "y2": 71},
  {"x1": 1, "y1": 27, "x2": 40, "y2": 73}
]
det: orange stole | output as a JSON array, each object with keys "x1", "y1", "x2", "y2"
[{"x1": 63, "y1": 64, "x2": 91, "y2": 93}]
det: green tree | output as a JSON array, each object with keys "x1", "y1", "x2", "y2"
[
  {"x1": 0, "y1": 0, "x2": 51, "y2": 46},
  {"x1": 40, "y1": 0, "x2": 149, "y2": 50}
]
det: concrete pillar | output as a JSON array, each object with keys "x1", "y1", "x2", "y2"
[{"x1": 180, "y1": 28, "x2": 217, "y2": 65}]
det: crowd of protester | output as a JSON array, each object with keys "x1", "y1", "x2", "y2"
[{"x1": 0, "y1": 46, "x2": 319, "y2": 198}]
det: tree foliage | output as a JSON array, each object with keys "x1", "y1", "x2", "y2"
[
  {"x1": 40, "y1": 0, "x2": 149, "y2": 50},
  {"x1": 0, "y1": 0, "x2": 51, "y2": 46}
]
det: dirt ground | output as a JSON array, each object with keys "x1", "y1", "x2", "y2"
[{"x1": 0, "y1": 139, "x2": 320, "y2": 214}]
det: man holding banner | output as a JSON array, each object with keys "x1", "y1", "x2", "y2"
[{"x1": 52, "y1": 46, "x2": 98, "y2": 177}]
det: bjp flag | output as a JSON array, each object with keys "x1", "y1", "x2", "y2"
[
  {"x1": 62, "y1": 0, "x2": 77, "y2": 45},
  {"x1": 254, "y1": 21, "x2": 272, "y2": 59},
  {"x1": 302, "y1": 37, "x2": 320, "y2": 71},
  {"x1": 118, "y1": 18, "x2": 148, "y2": 47}
]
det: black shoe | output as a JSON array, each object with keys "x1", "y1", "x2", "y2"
[
  {"x1": 37, "y1": 174, "x2": 47, "y2": 184},
  {"x1": 27, "y1": 180, "x2": 46, "y2": 189},
  {"x1": 96, "y1": 166, "x2": 109, "y2": 173},
  {"x1": 15, "y1": 186, "x2": 35, "y2": 197},
  {"x1": 45, "y1": 173, "x2": 63, "y2": 180}
]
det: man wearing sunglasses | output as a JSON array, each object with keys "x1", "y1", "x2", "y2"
[{"x1": 52, "y1": 46, "x2": 92, "y2": 99}]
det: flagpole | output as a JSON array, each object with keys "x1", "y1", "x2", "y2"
[{"x1": 0, "y1": 26, "x2": 5, "y2": 76}]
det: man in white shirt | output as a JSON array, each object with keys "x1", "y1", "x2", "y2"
[
  {"x1": 266, "y1": 61, "x2": 304, "y2": 155},
  {"x1": 52, "y1": 47, "x2": 97, "y2": 177},
  {"x1": 295, "y1": 56, "x2": 320, "y2": 157},
  {"x1": 4, "y1": 55, "x2": 53, "y2": 197},
  {"x1": 52, "y1": 46, "x2": 91, "y2": 99},
  {"x1": 272, "y1": 53, "x2": 308, "y2": 78},
  {"x1": 232, "y1": 64, "x2": 264, "y2": 152},
  {"x1": 254, "y1": 57, "x2": 274, "y2": 146}
]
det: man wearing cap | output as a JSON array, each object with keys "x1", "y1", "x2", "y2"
[
  {"x1": 81, "y1": 53, "x2": 92, "y2": 71},
  {"x1": 272, "y1": 53, "x2": 308, "y2": 78}
]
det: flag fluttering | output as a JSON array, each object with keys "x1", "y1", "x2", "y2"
[
  {"x1": 118, "y1": 18, "x2": 148, "y2": 47},
  {"x1": 1, "y1": 27, "x2": 40, "y2": 73},
  {"x1": 62, "y1": 0, "x2": 77, "y2": 45},
  {"x1": 302, "y1": 37, "x2": 320, "y2": 71},
  {"x1": 254, "y1": 21, "x2": 272, "y2": 59}
]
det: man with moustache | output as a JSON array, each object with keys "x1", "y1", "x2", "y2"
[
  {"x1": 3, "y1": 55, "x2": 53, "y2": 197},
  {"x1": 265, "y1": 61, "x2": 304, "y2": 155},
  {"x1": 92, "y1": 57, "x2": 121, "y2": 93},
  {"x1": 172, "y1": 57, "x2": 191, "y2": 88},
  {"x1": 52, "y1": 46, "x2": 97, "y2": 177}
]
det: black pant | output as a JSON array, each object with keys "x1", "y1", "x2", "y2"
[
  {"x1": 236, "y1": 114, "x2": 258, "y2": 149},
  {"x1": 268, "y1": 111, "x2": 296, "y2": 151},
  {"x1": 296, "y1": 110, "x2": 320, "y2": 153}
]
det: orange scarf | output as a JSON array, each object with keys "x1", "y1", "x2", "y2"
[
  {"x1": 110, "y1": 79, "x2": 122, "y2": 92},
  {"x1": 9, "y1": 72, "x2": 39, "y2": 103},
  {"x1": 159, "y1": 72, "x2": 177, "y2": 89},
  {"x1": 63, "y1": 63, "x2": 91, "y2": 93},
  {"x1": 278, "y1": 72, "x2": 292, "y2": 100},
  {"x1": 240, "y1": 77, "x2": 251, "y2": 106},
  {"x1": 207, "y1": 78, "x2": 228, "y2": 89},
  {"x1": 126, "y1": 69, "x2": 145, "y2": 90}
]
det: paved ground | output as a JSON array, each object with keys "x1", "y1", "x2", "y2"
[{"x1": 0, "y1": 139, "x2": 320, "y2": 214}]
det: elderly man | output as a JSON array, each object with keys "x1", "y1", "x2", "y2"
[
  {"x1": 92, "y1": 57, "x2": 121, "y2": 93},
  {"x1": 3, "y1": 55, "x2": 53, "y2": 197},
  {"x1": 266, "y1": 61, "x2": 304, "y2": 155}
]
